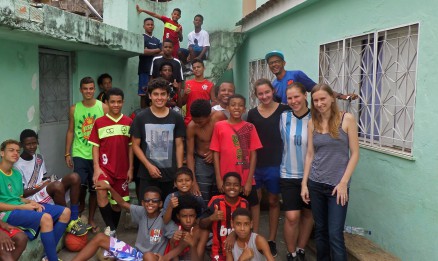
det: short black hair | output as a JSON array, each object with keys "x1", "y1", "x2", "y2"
[
  {"x1": 223, "y1": 172, "x2": 242, "y2": 184},
  {"x1": 228, "y1": 94, "x2": 246, "y2": 105},
  {"x1": 20, "y1": 129, "x2": 38, "y2": 143},
  {"x1": 148, "y1": 77, "x2": 171, "y2": 94},
  {"x1": 159, "y1": 61, "x2": 174, "y2": 72},
  {"x1": 215, "y1": 81, "x2": 235, "y2": 97},
  {"x1": 80, "y1": 76, "x2": 94, "y2": 88},
  {"x1": 173, "y1": 8, "x2": 181, "y2": 15},
  {"x1": 190, "y1": 99, "x2": 211, "y2": 118},
  {"x1": 191, "y1": 58, "x2": 204, "y2": 67},
  {"x1": 97, "y1": 73, "x2": 112, "y2": 86},
  {"x1": 232, "y1": 207, "x2": 252, "y2": 220},
  {"x1": 106, "y1": 87, "x2": 124, "y2": 100},
  {"x1": 143, "y1": 186, "x2": 162, "y2": 201},
  {"x1": 175, "y1": 194, "x2": 200, "y2": 217},
  {"x1": 1, "y1": 140, "x2": 20, "y2": 152},
  {"x1": 175, "y1": 166, "x2": 194, "y2": 181},
  {"x1": 163, "y1": 39, "x2": 174, "y2": 46},
  {"x1": 144, "y1": 18, "x2": 154, "y2": 24},
  {"x1": 194, "y1": 14, "x2": 203, "y2": 21}
]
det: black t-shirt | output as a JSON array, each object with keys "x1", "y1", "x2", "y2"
[
  {"x1": 138, "y1": 34, "x2": 162, "y2": 75},
  {"x1": 247, "y1": 104, "x2": 290, "y2": 167},
  {"x1": 150, "y1": 56, "x2": 184, "y2": 82},
  {"x1": 130, "y1": 108, "x2": 185, "y2": 182}
]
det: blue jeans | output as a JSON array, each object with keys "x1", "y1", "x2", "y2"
[{"x1": 308, "y1": 180, "x2": 348, "y2": 261}]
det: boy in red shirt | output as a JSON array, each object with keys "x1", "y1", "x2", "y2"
[
  {"x1": 88, "y1": 88, "x2": 133, "y2": 236},
  {"x1": 180, "y1": 58, "x2": 216, "y2": 125},
  {"x1": 199, "y1": 172, "x2": 250, "y2": 261},
  {"x1": 136, "y1": 5, "x2": 183, "y2": 58},
  {"x1": 210, "y1": 94, "x2": 262, "y2": 232}
]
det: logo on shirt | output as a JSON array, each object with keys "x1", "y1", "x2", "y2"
[
  {"x1": 149, "y1": 229, "x2": 162, "y2": 244},
  {"x1": 219, "y1": 225, "x2": 233, "y2": 237},
  {"x1": 7, "y1": 184, "x2": 12, "y2": 192},
  {"x1": 77, "y1": 114, "x2": 97, "y2": 143},
  {"x1": 121, "y1": 126, "x2": 128, "y2": 135},
  {"x1": 287, "y1": 79, "x2": 294, "y2": 85},
  {"x1": 202, "y1": 84, "x2": 208, "y2": 90}
]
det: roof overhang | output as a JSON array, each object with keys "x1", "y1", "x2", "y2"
[
  {"x1": 0, "y1": 0, "x2": 143, "y2": 57},
  {"x1": 236, "y1": 0, "x2": 319, "y2": 33}
]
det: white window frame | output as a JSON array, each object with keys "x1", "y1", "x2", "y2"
[
  {"x1": 248, "y1": 59, "x2": 274, "y2": 108},
  {"x1": 319, "y1": 23, "x2": 419, "y2": 159}
]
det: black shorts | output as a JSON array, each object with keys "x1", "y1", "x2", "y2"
[
  {"x1": 241, "y1": 185, "x2": 259, "y2": 207},
  {"x1": 280, "y1": 178, "x2": 310, "y2": 211}
]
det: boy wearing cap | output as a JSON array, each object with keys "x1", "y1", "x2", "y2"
[{"x1": 265, "y1": 50, "x2": 358, "y2": 103}]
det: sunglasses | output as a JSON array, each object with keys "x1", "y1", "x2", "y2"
[{"x1": 143, "y1": 198, "x2": 160, "y2": 203}]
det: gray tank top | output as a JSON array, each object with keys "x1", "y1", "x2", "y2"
[
  {"x1": 232, "y1": 233, "x2": 266, "y2": 261},
  {"x1": 310, "y1": 113, "x2": 350, "y2": 187}
]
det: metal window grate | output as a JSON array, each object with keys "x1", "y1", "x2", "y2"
[
  {"x1": 319, "y1": 24, "x2": 419, "y2": 156},
  {"x1": 248, "y1": 59, "x2": 274, "y2": 108}
]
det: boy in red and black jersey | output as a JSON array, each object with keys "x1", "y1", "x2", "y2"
[
  {"x1": 200, "y1": 172, "x2": 249, "y2": 261},
  {"x1": 88, "y1": 88, "x2": 133, "y2": 236}
]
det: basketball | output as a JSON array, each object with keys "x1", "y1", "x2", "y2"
[{"x1": 64, "y1": 233, "x2": 88, "y2": 252}]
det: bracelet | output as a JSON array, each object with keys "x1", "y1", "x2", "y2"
[{"x1": 64, "y1": 153, "x2": 71, "y2": 157}]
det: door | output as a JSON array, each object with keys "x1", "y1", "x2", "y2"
[{"x1": 38, "y1": 49, "x2": 72, "y2": 177}]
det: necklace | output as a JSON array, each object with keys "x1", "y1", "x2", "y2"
[{"x1": 147, "y1": 215, "x2": 159, "y2": 231}]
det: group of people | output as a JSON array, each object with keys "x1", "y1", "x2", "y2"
[{"x1": 0, "y1": 4, "x2": 361, "y2": 261}]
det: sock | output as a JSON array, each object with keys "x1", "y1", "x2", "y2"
[
  {"x1": 99, "y1": 203, "x2": 115, "y2": 230},
  {"x1": 54, "y1": 221, "x2": 68, "y2": 244},
  {"x1": 296, "y1": 247, "x2": 305, "y2": 253},
  {"x1": 40, "y1": 231, "x2": 58, "y2": 261},
  {"x1": 291, "y1": 251, "x2": 297, "y2": 257},
  {"x1": 70, "y1": 204, "x2": 80, "y2": 220},
  {"x1": 112, "y1": 209, "x2": 121, "y2": 230}
]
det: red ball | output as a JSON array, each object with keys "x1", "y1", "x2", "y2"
[{"x1": 64, "y1": 233, "x2": 88, "y2": 252}]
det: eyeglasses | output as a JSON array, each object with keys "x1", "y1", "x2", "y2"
[{"x1": 143, "y1": 198, "x2": 160, "y2": 203}]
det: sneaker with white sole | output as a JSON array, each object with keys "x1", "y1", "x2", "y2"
[{"x1": 66, "y1": 219, "x2": 88, "y2": 236}]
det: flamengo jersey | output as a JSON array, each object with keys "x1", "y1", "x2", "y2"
[
  {"x1": 184, "y1": 79, "x2": 214, "y2": 125},
  {"x1": 205, "y1": 195, "x2": 249, "y2": 261},
  {"x1": 279, "y1": 110, "x2": 311, "y2": 179},
  {"x1": 88, "y1": 114, "x2": 132, "y2": 179}
]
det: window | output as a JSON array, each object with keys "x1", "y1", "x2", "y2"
[
  {"x1": 319, "y1": 24, "x2": 419, "y2": 156},
  {"x1": 248, "y1": 59, "x2": 274, "y2": 108}
]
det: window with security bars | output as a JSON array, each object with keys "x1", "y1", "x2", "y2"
[
  {"x1": 319, "y1": 24, "x2": 419, "y2": 156},
  {"x1": 248, "y1": 59, "x2": 274, "y2": 108}
]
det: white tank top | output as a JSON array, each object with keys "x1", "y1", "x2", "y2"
[{"x1": 231, "y1": 233, "x2": 266, "y2": 261}]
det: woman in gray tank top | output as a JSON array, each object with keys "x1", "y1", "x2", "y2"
[{"x1": 301, "y1": 84, "x2": 359, "y2": 261}]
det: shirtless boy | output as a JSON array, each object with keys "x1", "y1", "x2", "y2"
[{"x1": 186, "y1": 99, "x2": 226, "y2": 203}]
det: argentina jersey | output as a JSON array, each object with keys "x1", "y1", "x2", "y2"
[{"x1": 279, "y1": 110, "x2": 311, "y2": 179}]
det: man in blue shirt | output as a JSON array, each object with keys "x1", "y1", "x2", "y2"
[
  {"x1": 266, "y1": 50, "x2": 358, "y2": 103},
  {"x1": 138, "y1": 18, "x2": 162, "y2": 108}
]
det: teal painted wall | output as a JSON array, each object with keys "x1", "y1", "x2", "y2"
[
  {"x1": 0, "y1": 39, "x2": 39, "y2": 142},
  {"x1": 235, "y1": 0, "x2": 438, "y2": 259}
]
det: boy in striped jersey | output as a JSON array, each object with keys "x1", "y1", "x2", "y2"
[
  {"x1": 199, "y1": 172, "x2": 249, "y2": 261},
  {"x1": 89, "y1": 88, "x2": 133, "y2": 236}
]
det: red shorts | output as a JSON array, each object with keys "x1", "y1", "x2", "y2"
[
  {"x1": 0, "y1": 227, "x2": 22, "y2": 238},
  {"x1": 98, "y1": 174, "x2": 130, "y2": 205}
]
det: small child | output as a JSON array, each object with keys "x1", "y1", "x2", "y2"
[
  {"x1": 227, "y1": 208, "x2": 275, "y2": 261},
  {"x1": 72, "y1": 186, "x2": 177, "y2": 261},
  {"x1": 162, "y1": 167, "x2": 206, "y2": 225},
  {"x1": 199, "y1": 172, "x2": 250, "y2": 261},
  {"x1": 210, "y1": 94, "x2": 262, "y2": 231},
  {"x1": 136, "y1": 5, "x2": 183, "y2": 58},
  {"x1": 159, "y1": 61, "x2": 181, "y2": 111},
  {"x1": 96, "y1": 73, "x2": 112, "y2": 103}
]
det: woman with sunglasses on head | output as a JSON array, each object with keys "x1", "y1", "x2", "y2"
[{"x1": 301, "y1": 84, "x2": 359, "y2": 261}]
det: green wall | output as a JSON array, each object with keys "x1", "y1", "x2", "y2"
[
  {"x1": 235, "y1": 0, "x2": 438, "y2": 259},
  {"x1": 0, "y1": 39, "x2": 39, "y2": 142}
]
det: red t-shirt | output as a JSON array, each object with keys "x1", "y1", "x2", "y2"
[
  {"x1": 184, "y1": 79, "x2": 214, "y2": 125},
  {"x1": 161, "y1": 16, "x2": 181, "y2": 58},
  {"x1": 88, "y1": 114, "x2": 132, "y2": 179},
  {"x1": 203, "y1": 195, "x2": 249, "y2": 261},
  {"x1": 210, "y1": 121, "x2": 262, "y2": 185}
]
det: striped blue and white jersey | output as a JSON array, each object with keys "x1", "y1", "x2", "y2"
[{"x1": 279, "y1": 110, "x2": 311, "y2": 179}]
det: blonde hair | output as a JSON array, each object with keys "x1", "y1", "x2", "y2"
[{"x1": 310, "y1": 84, "x2": 341, "y2": 138}]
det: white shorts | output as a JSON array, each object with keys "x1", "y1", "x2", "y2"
[{"x1": 27, "y1": 180, "x2": 70, "y2": 204}]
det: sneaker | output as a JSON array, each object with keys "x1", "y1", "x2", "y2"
[
  {"x1": 66, "y1": 219, "x2": 88, "y2": 236},
  {"x1": 297, "y1": 249, "x2": 305, "y2": 261},
  {"x1": 286, "y1": 252, "x2": 301, "y2": 261},
  {"x1": 268, "y1": 241, "x2": 277, "y2": 257},
  {"x1": 104, "y1": 226, "x2": 116, "y2": 237},
  {"x1": 42, "y1": 257, "x2": 62, "y2": 261}
]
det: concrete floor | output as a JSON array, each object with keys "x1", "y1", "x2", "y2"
[{"x1": 58, "y1": 210, "x2": 296, "y2": 260}]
